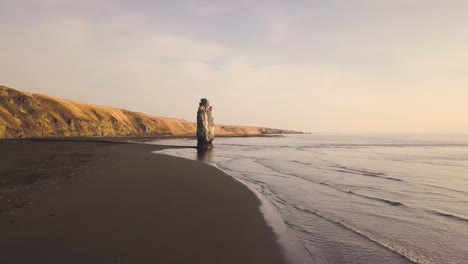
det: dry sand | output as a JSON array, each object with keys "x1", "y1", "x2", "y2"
[{"x1": 0, "y1": 139, "x2": 285, "y2": 264}]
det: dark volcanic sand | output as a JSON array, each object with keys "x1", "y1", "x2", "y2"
[{"x1": 0, "y1": 139, "x2": 285, "y2": 264}]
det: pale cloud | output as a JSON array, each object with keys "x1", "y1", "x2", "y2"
[{"x1": 1, "y1": 1, "x2": 467, "y2": 133}]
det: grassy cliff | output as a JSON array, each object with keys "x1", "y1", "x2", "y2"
[{"x1": 0, "y1": 86, "x2": 300, "y2": 139}]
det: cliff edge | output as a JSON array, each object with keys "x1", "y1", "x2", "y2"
[{"x1": 0, "y1": 86, "x2": 301, "y2": 139}]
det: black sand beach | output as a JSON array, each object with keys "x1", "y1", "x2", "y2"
[{"x1": 0, "y1": 139, "x2": 285, "y2": 264}]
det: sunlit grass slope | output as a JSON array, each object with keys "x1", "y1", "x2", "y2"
[{"x1": 0, "y1": 86, "x2": 300, "y2": 139}]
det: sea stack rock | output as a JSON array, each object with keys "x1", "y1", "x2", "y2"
[{"x1": 197, "y1": 98, "x2": 215, "y2": 149}]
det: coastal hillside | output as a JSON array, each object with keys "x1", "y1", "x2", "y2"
[{"x1": 0, "y1": 86, "x2": 300, "y2": 139}]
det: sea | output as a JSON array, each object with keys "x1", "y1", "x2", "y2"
[{"x1": 146, "y1": 134, "x2": 468, "y2": 264}]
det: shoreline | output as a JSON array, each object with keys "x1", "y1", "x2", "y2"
[
  {"x1": 154, "y1": 145, "x2": 314, "y2": 264},
  {"x1": 0, "y1": 139, "x2": 286, "y2": 263}
]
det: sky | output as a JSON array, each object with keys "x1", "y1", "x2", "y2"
[{"x1": 1, "y1": 0, "x2": 467, "y2": 133}]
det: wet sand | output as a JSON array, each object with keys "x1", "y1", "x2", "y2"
[{"x1": 0, "y1": 139, "x2": 285, "y2": 264}]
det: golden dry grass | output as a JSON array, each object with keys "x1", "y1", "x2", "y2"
[{"x1": 0, "y1": 85, "x2": 300, "y2": 139}]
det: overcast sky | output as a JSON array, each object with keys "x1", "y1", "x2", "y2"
[{"x1": 1, "y1": 0, "x2": 467, "y2": 133}]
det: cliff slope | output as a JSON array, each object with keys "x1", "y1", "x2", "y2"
[{"x1": 0, "y1": 86, "x2": 300, "y2": 139}]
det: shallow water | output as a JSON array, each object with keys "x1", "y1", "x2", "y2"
[{"x1": 149, "y1": 134, "x2": 468, "y2": 264}]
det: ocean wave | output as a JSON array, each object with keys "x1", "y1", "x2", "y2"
[
  {"x1": 253, "y1": 158, "x2": 327, "y2": 176},
  {"x1": 352, "y1": 192, "x2": 404, "y2": 206},
  {"x1": 427, "y1": 210, "x2": 468, "y2": 223},
  {"x1": 297, "y1": 144, "x2": 468, "y2": 150},
  {"x1": 319, "y1": 182, "x2": 404, "y2": 206},
  {"x1": 290, "y1": 160, "x2": 312, "y2": 166},
  {"x1": 420, "y1": 183, "x2": 468, "y2": 196},
  {"x1": 250, "y1": 158, "x2": 406, "y2": 207},
  {"x1": 288, "y1": 204, "x2": 430, "y2": 264},
  {"x1": 220, "y1": 143, "x2": 292, "y2": 149},
  {"x1": 330, "y1": 164, "x2": 403, "y2": 181}
]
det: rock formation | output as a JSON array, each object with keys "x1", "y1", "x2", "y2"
[
  {"x1": 0, "y1": 86, "x2": 303, "y2": 139},
  {"x1": 196, "y1": 98, "x2": 215, "y2": 149}
]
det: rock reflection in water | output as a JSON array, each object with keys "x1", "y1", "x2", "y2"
[{"x1": 197, "y1": 148, "x2": 214, "y2": 163}]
